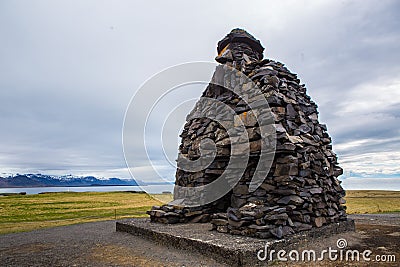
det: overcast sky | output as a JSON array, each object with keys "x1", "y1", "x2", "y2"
[{"x1": 0, "y1": 0, "x2": 399, "y2": 190}]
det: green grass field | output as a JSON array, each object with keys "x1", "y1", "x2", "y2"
[
  {"x1": 345, "y1": 190, "x2": 400, "y2": 214},
  {"x1": 0, "y1": 191, "x2": 170, "y2": 234},
  {"x1": 0, "y1": 190, "x2": 398, "y2": 235}
]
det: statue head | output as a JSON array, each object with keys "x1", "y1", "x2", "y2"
[{"x1": 216, "y1": 28, "x2": 265, "y2": 64}]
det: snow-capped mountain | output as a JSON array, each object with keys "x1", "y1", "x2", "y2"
[{"x1": 0, "y1": 173, "x2": 138, "y2": 188}]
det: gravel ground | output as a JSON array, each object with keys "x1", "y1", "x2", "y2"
[
  {"x1": 0, "y1": 220, "x2": 226, "y2": 267},
  {"x1": 0, "y1": 214, "x2": 399, "y2": 267},
  {"x1": 348, "y1": 213, "x2": 400, "y2": 226}
]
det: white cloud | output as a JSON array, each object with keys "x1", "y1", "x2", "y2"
[
  {"x1": 0, "y1": 0, "x2": 399, "y2": 189},
  {"x1": 340, "y1": 151, "x2": 400, "y2": 175},
  {"x1": 336, "y1": 78, "x2": 400, "y2": 115},
  {"x1": 341, "y1": 177, "x2": 400, "y2": 190}
]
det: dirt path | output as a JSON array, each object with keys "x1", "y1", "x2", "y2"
[
  {"x1": 270, "y1": 214, "x2": 400, "y2": 266},
  {"x1": 0, "y1": 220, "x2": 226, "y2": 267},
  {"x1": 0, "y1": 214, "x2": 399, "y2": 266}
]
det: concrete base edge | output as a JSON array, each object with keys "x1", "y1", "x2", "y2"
[{"x1": 116, "y1": 218, "x2": 355, "y2": 266}]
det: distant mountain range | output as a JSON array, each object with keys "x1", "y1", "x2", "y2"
[{"x1": 0, "y1": 174, "x2": 139, "y2": 188}]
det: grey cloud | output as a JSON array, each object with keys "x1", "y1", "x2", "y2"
[{"x1": 0, "y1": 0, "x2": 399, "y2": 188}]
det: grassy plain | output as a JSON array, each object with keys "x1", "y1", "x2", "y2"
[
  {"x1": 0, "y1": 190, "x2": 398, "y2": 234},
  {"x1": 345, "y1": 190, "x2": 400, "y2": 214},
  {"x1": 0, "y1": 191, "x2": 170, "y2": 234}
]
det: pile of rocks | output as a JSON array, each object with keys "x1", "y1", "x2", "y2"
[{"x1": 147, "y1": 29, "x2": 347, "y2": 239}]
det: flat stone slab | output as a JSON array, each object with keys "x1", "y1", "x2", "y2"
[{"x1": 116, "y1": 218, "x2": 355, "y2": 266}]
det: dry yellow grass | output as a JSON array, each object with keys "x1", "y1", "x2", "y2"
[
  {"x1": 1, "y1": 190, "x2": 399, "y2": 235},
  {"x1": 0, "y1": 191, "x2": 166, "y2": 234},
  {"x1": 345, "y1": 190, "x2": 400, "y2": 214}
]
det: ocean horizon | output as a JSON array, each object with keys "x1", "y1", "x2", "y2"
[
  {"x1": 1, "y1": 181, "x2": 400, "y2": 196},
  {"x1": 0, "y1": 184, "x2": 174, "y2": 195}
]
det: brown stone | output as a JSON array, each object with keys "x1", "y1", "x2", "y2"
[{"x1": 314, "y1": 217, "x2": 327, "y2": 227}]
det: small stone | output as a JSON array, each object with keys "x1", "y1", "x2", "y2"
[
  {"x1": 276, "y1": 142, "x2": 296, "y2": 151},
  {"x1": 228, "y1": 218, "x2": 249, "y2": 228},
  {"x1": 231, "y1": 197, "x2": 247, "y2": 209},
  {"x1": 308, "y1": 113, "x2": 318, "y2": 121},
  {"x1": 274, "y1": 123, "x2": 287, "y2": 133},
  {"x1": 227, "y1": 207, "x2": 241, "y2": 221},
  {"x1": 216, "y1": 225, "x2": 229, "y2": 233},
  {"x1": 165, "y1": 216, "x2": 181, "y2": 224},
  {"x1": 299, "y1": 169, "x2": 311, "y2": 177},
  {"x1": 286, "y1": 104, "x2": 296, "y2": 118},
  {"x1": 190, "y1": 214, "x2": 210, "y2": 223},
  {"x1": 234, "y1": 110, "x2": 258, "y2": 127},
  {"x1": 184, "y1": 210, "x2": 203, "y2": 217},
  {"x1": 299, "y1": 124, "x2": 312, "y2": 133},
  {"x1": 328, "y1": 208, "x2": 336, "y2": 216},
  {"x1": 314, "y1": 217, "x2": 326, "y2": 227},
  {"x1": 259, "y1": 183, "x2": 275, "y2": 191},
  {"x1": 277, "y1": 195, "x2": 304, "y2": 205},
  {"x1": 255, "y1": 231, "x2": 272, "y2": 239},
  {"x1": 288, "y1": 135, "x2": 303, "y2": 143},
  {"x1": 249, "y1": 140, "x2": 261, "y2": 153},
  {"x1": 272, "y1": 207, "x2": 288, "y2": 213},
  {"x1": 309, "y1": 187, "x2": 323, "y2": 194},
  {"x1": 249, "y1": 224, "x2": 274, "y2": 231},
  {"x1": 233, "y1": 184, "x2": 248, "y2": 195},
  {"x1": 147, "y1": 209, "x2": 166, "y2": 217},
  {"x1": 293, "y1": 222, "x2": 312, "y2": 231},
  {"x1": 270, "y1": 226, "x2": 283, "y2": 238},
  {"x1": 259, "y1": 205, "x2": 280, "y2": 213},
  {"x1": 282, "y1": 226, "x2": 295, "y2": 236},
  {"x1": 164, "y1": 212, "x2": 180, "y2": 217},
  {"x1": 265, "y1": 213, "x2": 288, "y2": 221},
  {"x1": 255, "y1": 218, "x2": 266, "y2": 225},
  {"x1": 211, "y1": 218, "x2": 228, "y2": 226},
  {"x1": 287, "y1": 217, "x2": 294, "y2": 227},
  {"x1": 274, "y1": 164, "x2": 290, "y2": 176},
  {"x1": 273, "y1": 188, "x2": 296, "y2": 195}
]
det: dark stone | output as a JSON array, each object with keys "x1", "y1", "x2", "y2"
[
  {"x1": 148, "y1": 28, "x2": 349, "y2": 241},
  {"x1": 299, "y1": 124, "x2": 312, "y2": 133},
  {"x1": 309, "y1": 187, "x2": 323, "y2": 194},
  {"x1": 277, "y1": 195, "x2": 304, "y2": 205},
  {"x1": 190, "y1": 214, "x2": 210, "y2": 223},
  {"x1": 282, "y1": 226, "x2": 295, "y2": 236},
  {"x1": 286, "y1": 104, "x2": 296, "y2": 118},
  {"x1": 293, "y1": 222, "x2": 312, "y2": 231},
  {"x1": 264, "y1": 213, "x2": 288, "y2": 221},
  {"x1": 248, "y1": 224, "x2": 274, "y2": 231},
  {"x1": 270, "y1": 226, "x2": 283, "y2": 238},
  {"x1": 211, "y1": 218, "x2": 228, "y2": 226}
]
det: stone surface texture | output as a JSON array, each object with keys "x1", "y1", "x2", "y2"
[{"x1": 147, "y1": 28, "x2": 348, "y2": 239}]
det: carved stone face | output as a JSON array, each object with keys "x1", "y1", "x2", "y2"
[
  {"x1": 216, "y1": 28, "x2": 264, "y2": 65},
  {"x1": 215, "y1": 42, "x2": 262, "y2": 65},
  {"x1": 230, "y1": 42, "x2": 260, "y2": 62}
]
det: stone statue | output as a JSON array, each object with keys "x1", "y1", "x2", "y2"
[{"x1": 148, "y1": 29, "x2": 348, "y2": 239}]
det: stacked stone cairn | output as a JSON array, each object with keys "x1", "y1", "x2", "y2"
[{"x1": 147, "y1": 29, "x2": 347, "y2": 239}]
